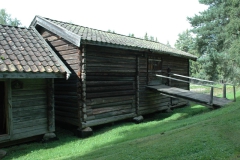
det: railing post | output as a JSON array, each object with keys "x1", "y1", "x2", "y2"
[
  {"x1": 233, "y1": 85, "x2": 236, "y2": 102},
  {"x1": 223, "y1": 84, "x2": 226, "y2": 98},
  {"x1": 209, "y1": 87, "x2": 213, "y2": 105}
]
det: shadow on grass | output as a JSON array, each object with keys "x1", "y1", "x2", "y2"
[
  {"x1": 3, "y1": 95, "x2": 239, "y2": 160},
  {"x1": 59, "y1": 104, "x2": 212, "y2": 160},
  {"x1": 2, "y1": 125, "x2": 80, "y2": 160}
]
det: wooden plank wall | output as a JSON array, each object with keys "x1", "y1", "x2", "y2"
[
  {"x1": 83, "y1": 45, "x2": 137, "y2": 127},
  {"x1": 39, "y1": 28, "x2": 82, "y2": 127},
  {"x1": 11, "y1": 79, "x2": 49, "y2": 140}
]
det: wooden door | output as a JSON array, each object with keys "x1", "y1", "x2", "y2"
[
  {"x1": 0, "y1": 81, "x2": 6, "y2": 135},
  {"x1": 148, "y1": 56, "x2": 162, "y2": 85}
]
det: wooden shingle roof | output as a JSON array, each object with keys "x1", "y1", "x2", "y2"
[
  {"x1": 0, "y1": 24, "x2": 71, "y2": 78},
  {"x1": 31, "y1": 16, "x2": 197, "y2": 60}
]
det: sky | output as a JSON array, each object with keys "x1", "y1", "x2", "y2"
[{"x1": 1, "y1": 0, "x2": 207, "y2": 47}]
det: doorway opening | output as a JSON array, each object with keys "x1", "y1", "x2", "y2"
[{"x1": 0, "y1": 81, "x2": 7, "y2": 135}]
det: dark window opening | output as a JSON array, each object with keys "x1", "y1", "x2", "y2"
[{"x1": 0, "y1": 82, "x2": 6, "y2": 135}]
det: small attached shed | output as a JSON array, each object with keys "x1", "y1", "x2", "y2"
[
  {"x1": 0, "y1": 24, "x2": 70, "y2": 147},
  {"x1": 31, "y1": 16, "x2": 197, "y2": 135}
]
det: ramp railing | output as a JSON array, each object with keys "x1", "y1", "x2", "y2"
[{"x1": 155, "y1": 71, "x2": 236, "y2": 104}]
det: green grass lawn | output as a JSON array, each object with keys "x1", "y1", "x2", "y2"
[{"x1": 3, "y1": 90, "x2": 240, "y2": 160}]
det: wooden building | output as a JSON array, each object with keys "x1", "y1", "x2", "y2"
[
  {"x1": 31, "y1": 16, "x2": 197, "y2": 136},
  {"x1": 0, "y1": 24, "x2": 70, "y2": 146}
]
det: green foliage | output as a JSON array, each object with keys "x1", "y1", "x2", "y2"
[
  {"x1": 107, "y1": 29, "x2": 115, "y2": 33},
  {"x1": 144, "y1": 32, "x2": 158, "y2": 42},
  {"x1": 128, "y1": 33, "x2": 135, "y2": 37},
  {"x1": 184, "y1": 0, "x2": 240, "y2": 83},
  {"x1": 0, "y1": 9, "x2": 21, "y2": 26},
  {"x1": 166, "y1": 41, "x2": 171, "y2": 47},
  {"x1": 175, "y1": 30, "x2": 202, "y2": 77}
]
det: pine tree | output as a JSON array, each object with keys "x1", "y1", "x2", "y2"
[
  {"x1": 188, "y1": 0, "x2": 240, "y2": 82},
  {"x1": 0, "y1": 9, "x2": 21, "y2": 26},
  {"x1": 144, "y1": 33, "x2": 148, "y2": 40}
]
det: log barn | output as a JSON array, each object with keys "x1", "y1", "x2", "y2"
[
  {"x1": 0, "y1": 24, "x2": 70, "y2": 147},
  {"x1": 31, "y1": 16, "x2": 197, "y2": 136}
]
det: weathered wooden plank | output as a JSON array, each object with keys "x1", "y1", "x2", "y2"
[
  {"x1": 62, "y1": 53, "x2": 79, "y2": 60},
  {"x1": 13, "y1": 111, "x2": 46, "y2": 123},
  {"x1": 86, "y1": 63, "x2": 136, "y2": 68},
  {"x1": 86, "y1": 85, "x2": 134, "y2": 93},
  {"x1": 86, "y1": 68, "x2": 136, "y2": 73},
  {"x1": 86, "y1": 76, "x2": 135, "y2": 81},
  {"x1": 12, "y1": 94, "x2": 46, "y2": 101},
  {"x1": 12, "y1": 105, "x2": 46, "y2": 113},
  {"x1": 92, "y1": 105, "x2": 133, "y2": 115},
  {"x1": 59, "y1": 49, "x2": 79, "y2": 55},
  {"x1": 86, "y1": 81, "x2": 133, "y2": 86},
  {"x1": 86, "y1": 95, "x2": 134, "y2": 105},
  {"x1": 89, "y1": 99, "x2": 134, "y2": 109},
  {"x1": 13, "y1": 118, "x2": 47, "y2": 129},
  {"x1": 12, "y1": 108, "x2": 47, "y2": 118},
  {"x1": 12, "y1": 89, "x2": 46, "y2": 96},
  {"x1": 12, "y1": 98, "x2": 46, "y2": 108},
  {"x1": 11, "y1": 128, "x2": 47, "y2": 140},
  {"x1": 51, "y1": 39, "x2": 68, "y2": 47},
  {"x1": 147, "y1": 85, "x2": 232, "y2": 107},
  {"x1": 87, "y1": 90, "x2": 135, "y2": 99},
  {"x1": 82, "y1": 113, "x2": 137, "y2": 128},
  {"x1": 55, "y1": 44, "x2": 77, "y2": 51}
]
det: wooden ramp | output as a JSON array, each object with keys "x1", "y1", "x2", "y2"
[{"x1": 147, "y1": 85, "x2": 233, "y2": 108}]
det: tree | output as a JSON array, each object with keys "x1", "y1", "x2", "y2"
[
  {"x1": 128, "y1": 33, "x2": 135, "y2": 37},
  {"x1": 107, "y1": 29, "x2": 115, "y2": 34},
  {"x1": 166, "y1": 41, "x2": 171, "y2": 47},
  {"x1": 175, "y1": 30, "x2": 201, "y2": 77},
  {"x1": 0, "y1": 9, "x2": 21, "y2": 26},
  {"x1": 187, "y1": 0, "x2": 240, "y2": 82},
  {"x1": 144, "y1": 33, "x2": 149, "y2": 40}
]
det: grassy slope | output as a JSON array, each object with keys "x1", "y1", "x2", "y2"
[{"x1": 3, "y1": 91, "x2": 240, "y2": 160}]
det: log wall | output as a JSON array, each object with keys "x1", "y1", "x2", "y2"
[
  {"x1": 39, "y1": 28, "x2": 82, "y2": 127},
  {"x1": 83, "y1": 45, "x2": 137, "y2": 127},
  {"x1": 37, "y1": 27, "x2": 190, "y2": 129}
]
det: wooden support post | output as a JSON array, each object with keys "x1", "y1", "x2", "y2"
[
  {"x1": 167, "y1": 67, "x2": 171, "y2": 86},
  {"x1": 233, "y1": 85, "x2": 236, "y2": 102},
  {"x1": 7, "y1": 79, "x2": 12, "y2": 137},
  {"x1": 209, "y1": 87, "x2": 213, "y2": 105},
  {"x1": 81, "y1": 46, "x2": 87, "y2": 123},
  {"x1": 77, "y1": 49, "x2": 83, "y2": 129},
  {"x1": 223, "y1": 84, "x2": 226, "y2": 98},
  {"x1": 47, "y1": 79, "x2": 54, "y2": 132},
  {"x1": 136, "y1": 56, "x2": 140, "y2": 115}
]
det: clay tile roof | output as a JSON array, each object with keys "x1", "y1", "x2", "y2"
[
  {"x1": 31, "y1": 16, "x2": 197, "y2": 60},
  {"x1": 0, "y1": 24, "x2": 71, "y2": 76}
]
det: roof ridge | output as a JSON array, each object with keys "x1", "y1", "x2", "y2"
[
  {"x1": 43, "y1": 17, "x2": 172, "y2": 47},
  {"x1": 0, "y1": 24, "x2": 27, "y2": 30},
  {"x1": 35, "y1": 16, "x2": 197, "y2": 60}
]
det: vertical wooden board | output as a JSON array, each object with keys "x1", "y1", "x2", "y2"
[{"x1": 11, "y1": 79, "x2": 49, "y2": 140}]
